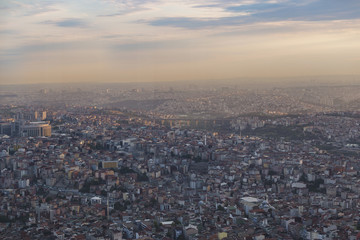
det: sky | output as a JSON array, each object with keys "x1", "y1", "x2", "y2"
[{"x1": 1, "y1": 0, "x2": 360, "y2": 84}]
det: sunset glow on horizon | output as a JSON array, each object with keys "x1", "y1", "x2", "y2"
[{"x1": 1, "y1": 0, "x2": 360, "y2": 84}]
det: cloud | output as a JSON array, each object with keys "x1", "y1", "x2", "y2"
[
  {"x1": 113, "y1": 39, "x2": 193, "y2": 51},
  {"x1": 225, "y1": 0, "x2": 360, "y2": 21},
  {"x1": 226, "y1": 2, "x2": 282, "y2": 13},
  {"x1": 144, "y1": 0, "x2": 360, "y2": 29},
  {"x1": 0, "y1": 0, "x2": 60, "y2": 17},
  {"x1": 1, "y1": 0, "x2": 360, "y2": 84},
  {"x1": 145, "y1": 16, "x2": 247, "y2": 29},
  {"x1": 98, "y1": 6, "x2": 149, "y2": 17},
  {"x1": 24, "y1": 7, "x2": 58, "y2": 17},
  {"x1": 97, "y1": 0, "x2": 157, "y2": 17},
  {"x1": 114, "y1": 41, "x2": 168, "y2": 51},
  {"x1": 0, "y1": 30, "x2": 17, "y2": 35},
  {"x1": 0, "y1": 42, "x2": 82, "y2": 57},
  {"x1": 41, "y1": 18, "x2": 89, "y2": 28}
]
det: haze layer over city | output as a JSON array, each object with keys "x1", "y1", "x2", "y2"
[{"x1": 1, "y1": 1, "x2": 360, "y2": 240}]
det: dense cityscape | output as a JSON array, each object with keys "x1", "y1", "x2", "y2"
[
  {"x1": 1, "y1": 85, "x2": 360, "y2": 240},
  {"x1": 2, "y1": 0, "x2": 360, "y2": 239}
]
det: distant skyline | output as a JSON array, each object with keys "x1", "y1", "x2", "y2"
[{"x1": 1, "y1": 0, "x2": 360, "y2": 84}]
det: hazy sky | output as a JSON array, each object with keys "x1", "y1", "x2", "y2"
[{"x1": 1, "y1": 0, "x2": 360, "y2": 84}]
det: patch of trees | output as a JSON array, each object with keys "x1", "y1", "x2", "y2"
[{"x1": 80, "y1": 178, "x2": 105, "y2": 193}]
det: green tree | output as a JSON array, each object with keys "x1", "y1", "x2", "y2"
[
  {"x1": 114, "y1": 202, "x2": 126, "y2": 211},
  {"x1": 217, "y1": 205, "x2": 225, "y2": 211}
]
